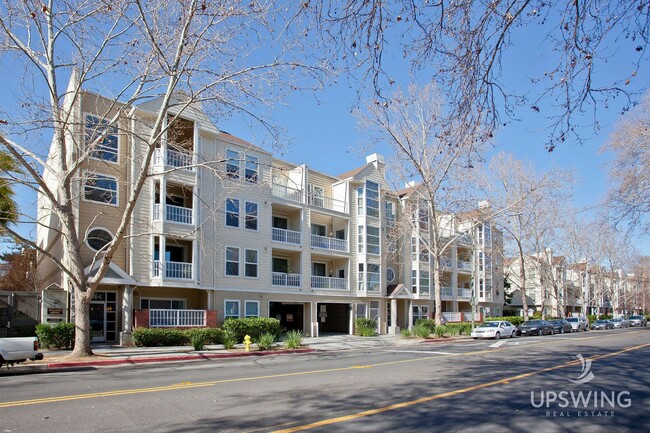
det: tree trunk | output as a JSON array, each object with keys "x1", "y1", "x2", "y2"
[
  {"x1": 518, "y1": 241, "x2": 529, "y2": 321},
  {"x1": 69, "y1": 288, "x2": 93, "y2": 357}
]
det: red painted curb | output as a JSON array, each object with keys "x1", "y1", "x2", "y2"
[
  {"x1": 45, "y1": 348, "x2": 315, "y2": 369},
  {"x1": 421, "y1": 338, "x2": 473, "y2": 343}
]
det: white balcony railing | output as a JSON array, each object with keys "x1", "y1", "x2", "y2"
[
  {"x1": 153, "y1": 204, "x2": 193, "y2": 225},
  {"x1": 149, "y1": 309, "x2": 205, "y2": 327},
  {"x1": 457, "y1": 261, "x2": 472, "y2": 271},
  {"x1": 458, "y1": 289, "x2": 473, "y2": 299},
  {"x1": 439, "y1": 258, "x2": 453, "y2": 268},
  {"x1": 153, "y1": 148, "x2": 194, "y2": 171},
  {"x1": 271, "y1": 184, "x2": 303, "y2": 203},
  {"x1": 310, "y1": 234, "x2": 348, "y2": 252},
  {"x1": 443, "y1": 312, "x2": 462, "y2": 322},
  {"x1": 272, "y1": 272, "x2": 301, "y2": 287},
  {"x1": 153, "y1": 260, "x2": 193, "y2": 280},
  {"x1": 272, "y1": 227, "x2": 301, "y2": 245},
  {"x1": 310, "y1": 275, "x2": 348, "y2": 290},
  {"x1": 441, "y1": 287, "x2": 453, "y2": 298},
  {"x1": 307, "y1": 193, "x2": 349, "y2": 213}
]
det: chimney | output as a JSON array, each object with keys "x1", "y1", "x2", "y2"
[
  {"x1": 366, "y1": 153, "x2": 385, "y2": 165},
  {"x1": 405, "y1": 180, "x2": 417, "y2": 188}
]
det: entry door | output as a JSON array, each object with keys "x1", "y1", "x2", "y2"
[{"x1": 90, "y1": 303, "x2": 106, "y2": 342}]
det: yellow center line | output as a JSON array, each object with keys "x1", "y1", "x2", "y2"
[
  {"x1": 0, "y1": 330, "x2": 646, "y2": 409},
  {"x1": 272, "y1": 342, "x2": 650, "y2": 433}
]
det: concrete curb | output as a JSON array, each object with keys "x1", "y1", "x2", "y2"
[{"x1": 421, "y1": 337, "x2": 474, "y2": 344}]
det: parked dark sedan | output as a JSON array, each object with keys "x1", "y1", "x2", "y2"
[
  {"x1": 591, "y1": 319, "x2": 614, "y2": 330},
  {"x1": 548, "y1": 319, "x2": 572, "y2": 334},
  {"x1": 518, "y1": 320, "x2": 554, "y2": 336}
]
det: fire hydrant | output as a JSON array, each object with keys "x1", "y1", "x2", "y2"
[{"x1": 244, "y1": 335, "x2": 252, "y2": 352}]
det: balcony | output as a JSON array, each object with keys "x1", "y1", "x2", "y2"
[
  {"x1": 272, "y1": 272, "x2": 301, "y2": 287},
  {"x1": 272, "y1": 227, "x2": 302, "y2": 245},
  {"x1": 308, "y1": 193, "x2": 348, "y2": 213},
  {"x1": 149, "y1": 309, "x2": 205, "y2": 327},
  {"x1": 439, "y1": 258, "x2": 453, "y2": 268},
  {"x1": 441, "y1": 287, "x2": 453, "y2": 298},
  {"x1": 310, "y1": 234, "x2": 348, "y2": 252},
  {"x1": 153, "y1": 204, "x2": 193, "y2": 225},
  {"x1": 153, "y1": 260, "x2": 193, "y2": 280},
  {"x1": 272, "y1": 184, "x2": 303, "y2": 204},
  {"x1": 153, "y1": 148, "x2": 194, "y2": 171},
  {"x1": 311, "y1": 275, "x2": 348, "y2": 291},
  {"x1": 457, "y1": 261, "x2": 472, "y2": 272},
  {"x1": 458, "y1": 289, "x2": 473, "y2": 299}
]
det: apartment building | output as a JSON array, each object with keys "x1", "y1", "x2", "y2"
[{"x1": 37, "y1": 84, "x2": 501, "y2": 344}]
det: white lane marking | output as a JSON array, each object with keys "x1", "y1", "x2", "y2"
[{"x1": 489, "y1": 340, "x2": 506, "y2": 348}]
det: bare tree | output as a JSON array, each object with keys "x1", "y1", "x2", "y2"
[
  {"x1": 359, "y1": 83, "x2": 485, "y2": 326},
  {"x1": 307, "y1": 1, "x2": 649, "y2": 150},
  {"x1": 483, "y1": 152, "x2": 573, "y2": 320},
  {"x1": 602, "y1": 90, "x2": 650, "y2": 235},
  {"x1": 0, "y1": 1, "x2": 325, "y2": 356}
]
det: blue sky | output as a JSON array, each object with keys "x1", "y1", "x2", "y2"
[{"x1": 1, "y1": 8, "x2": 648, "y2": 257}]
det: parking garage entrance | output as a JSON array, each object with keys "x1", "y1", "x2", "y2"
[
  {"x1": 317, "y1": 302, "x2": 350, "y2": 334},
  {"x1": 270, "y1": 302, "x2": 304, "y2": 333}
]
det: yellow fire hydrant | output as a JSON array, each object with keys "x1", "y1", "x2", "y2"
[{"x1": 244, "y1": 335, "x2": 252, "y2": 352}]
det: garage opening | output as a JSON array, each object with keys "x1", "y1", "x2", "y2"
[
  {"x1": 269, "y1": 302, "x2": 304, "y2": 333},
  {"x1": 317, "y1": 302, "x2": 350, "y2": 334}
]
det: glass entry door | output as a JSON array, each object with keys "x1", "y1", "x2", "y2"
[{"x1": 90, "y1": 303, "x2": 105, "y2": 342}]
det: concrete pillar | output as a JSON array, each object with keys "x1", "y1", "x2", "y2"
[
  {"x1": 390, "y1": 298, "x2": 398, "y2": 334},
  {"x1": 120, "y1": 285, "x2": 134, "y2": 347},
  {"x1": 407, "y1": 299, "x2": 413, "y2": 330}
]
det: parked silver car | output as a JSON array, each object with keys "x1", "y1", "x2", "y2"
[
  {"x1": 565, "y1": 317, "x2": 589, "y2": 332},
  {"x1": 627, "y1": 315, "x2": 647, "y2": 327},
  {"x1": 609, "y1": 318, "x2": 629, "y2": 328}
]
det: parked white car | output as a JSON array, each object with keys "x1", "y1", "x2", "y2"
[
  {"x1": 565, "y1": 317, "x2": 589, "y2": 332},
  {"x1": 471, "y1": 321, "x2": 517, "y2": 340}
]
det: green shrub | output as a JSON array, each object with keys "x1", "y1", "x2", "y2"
[
  {"x1": 400, "y1": 328, "x2": 412, "y2": 339},
  {"x1": 283, "y1": 330, "x2": 303, "y2": 349},
  {"x1": 185, "y1": 328, "x2": 224, "y2": 345},
  {"x1": 446, "y1": 323, "x2": 461, "y2": 337},
  {"x1": 132, "y1": 328, "x2": 189, "y2": 347},
  {"x1": 484, "y1": 316, "x2": 525, "y2": 326},
  {"x1": 434, "y1": 325, "x2": 448, "y2": 338},
  {"x1": 222, "y1": 317, "x2": 282, "y2": 342},
  {"x1": 415, "y1": 318, "x2": 437, "y2": 335},
  {"x1": 459, "y1": 323, "x2": 473, "y2": 335},
  {"x1": 190, "y1": 334, "x2": 206, "y2": 350},
  {"x1": 256, "y1": 332, "x2": 277, "y2": 350},
  {"x1": 413, "y1": 323, "x2": 432, "y2": 338},
  {"x1": 36, "y1": 322, "x2": 75, "y2": 350},
  {"x1": 354, "y1": 318, "x2": 377, "y2": 337},
  {"x1": 222, "y1": 331, "x2": 237, "y2": 349}
]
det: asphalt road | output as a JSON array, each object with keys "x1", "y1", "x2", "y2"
[{"x1": 1, "y1": 328, "x2": 648, "y2": 433}]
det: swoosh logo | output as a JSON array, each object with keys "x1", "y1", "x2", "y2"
[{"x1": 569, "y1": 353, "x2": 595, "y2": 384}]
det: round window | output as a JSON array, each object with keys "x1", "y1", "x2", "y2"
[
  {"x1": 386, "y1": 267, "x2": 395, "y2": 283},
  {"x1": 86, "y1": 228, "x2": 113, "y2": 252}
]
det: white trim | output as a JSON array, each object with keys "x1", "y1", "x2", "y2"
[
  {"x1": 244, "y1": 248, "x2": 259, "y2": 279},
  {"x1": 225, "y1": 245, "x2": 240, "y2": 277},
  {"x1": 224, "y1": 299, "x2": 241, "y2": 319},
  {"x1": 84, "y1": 112, "x2": 120, "y2": 165},
  {"x1": 140, "y1": 297, "x2": 187, "y2": 309},
  {"x1": 85, "y1": 226, "x2": 115, "y2": 253},
  {"x1": 244, "y1": 300, "x2": 260, "y2": 318},
  {"x1": 82, "y1": 171, "x2": 119, "y2": 207}
]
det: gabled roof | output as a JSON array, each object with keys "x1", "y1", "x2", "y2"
[
  {"x1": 85, "y1": 261, "x2": 137, "y2": 285},
  {"x1": 388, "y1": 283, "x2": 413, "y2": 299},
  {"x1": 337, "y1": 165, "x2": 366, "y2": 180}
]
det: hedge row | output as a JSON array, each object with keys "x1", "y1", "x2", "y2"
[
  {"x1": 131, "y1": 317, "x2": 282, "y2": 347},
  {"x1": 36, "y1": 323, "x2": 75, "y2": 350}
]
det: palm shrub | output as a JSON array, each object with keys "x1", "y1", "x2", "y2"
[
  {"x1": 434, "y1": 325, "x2": 448, "y2": 338},
  {"x1": 221, "y1": 331, "x2": 237, "y2": 349},
  {"x1": 190, "y1": 333, "x2": 207, "y2": 351},
  {"x1": 283, "y1": 330, "x2": 303, "y2": 349},
  {"x1": 256, "y1": 332, "x2": 277, "y2": 350},
  {"x1": 446, "y1": 323, "x2": 461, "y2": 337},
  {"x1": 400, "y1": 328, "x2": 412, "y2": 339},
  {"x1": 355, "y1": 318, "x2": 377, "y2": 337},
  {"x1": 460, "y1": 323, "x2": 473, "y2": 336},
  {"x1": 415, "y1": 319, "x2": 436, "y2": 335},
  {"x1": 413, "y1": 323, "x2": 432, "y2": 338}
]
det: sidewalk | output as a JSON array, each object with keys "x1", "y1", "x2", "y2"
[{"x1": 1, "y1": 334, "x2": 414, "y2": 375}]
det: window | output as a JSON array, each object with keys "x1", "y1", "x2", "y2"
[
  {"x1": 386, "y1": 267, "x2": 395, "y2": 283},
  {"x1": 412, "y1": 270, "x2": 418, "y2": 294},
  {"x1": 85, "y1": 114, "x2": 118, "y2": 163},
  {"x1": 385, "y1": 201, "x2": 395, "y2": 226},
  {"x1": 244, "y1": 249, "x2": 258, "y2": 278},
  {"x1": 357, "y1": 187, "x2": 364, "y2": 216},
  {"x1": 226, "y1": 149, "x2": 240, "y2": 179},
  {"x1": 86, "y1": 228, "x2": 113, "y2": 252},
  {"x1": 358, "y1": 225, "x2": 364, "y2": 253},
  {"x1": 245, "y1": 155, "x2": 258, "y2": 183},
  {"x1": 411, "y1": 237, "x2": 418, "y2": 261},
  {"x1": 358, "y1": 263, "x2": 364, "y2": 291},
  {"x1": 225, "y1": 246, "x2": 240, "y2": 276},
  {"x1": 308, "y1": 184, "x2": 324, "y2": 207},
  {"x1": 369, "y1": 300, "x2": 380, "y2": 322},
  {"x1": 412, "y1": 305, "x2": 429, "y2": 324},
  {"x1": 418, "y1": 200, "x2": 429, "y2": 231},
  {"x1": 367, "y1": 226, "x2": 380, "y2": 255},
  {"x1": 367, "y1": 263, "x2": 380, "y2": 291},
  {"x1": 225, "y1": 300, "x2": 240, "y2": 319},
  {"x1": 365, "y1": 180, "x2": 379, "y2": 217},
  {"x1": 420, "y1": 270, "x2": 430, "y2": 295},
  {"x1": 225, "y1": 198, "x2": 240, "y2": 227},
  {"x1": 245, "y1": 202, "x2": 258, "y2": 230},
  {"x1": 140, "y1": 298, "x2": 185, "y2": 309},
  {"x1": 84, "y1": 174, "x2": 117, "y2": 205},
  {"x1": 356, "y1": 303, "x2": 367, "y2": 318},
  {"x1": 244, "y1": 301, "x2": 259, "y2": 318}
]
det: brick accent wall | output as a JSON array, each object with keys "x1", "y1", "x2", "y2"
[
  {"x1": 134, "y1": 309, "x2": 149, "y2": 328},
  {"x1": 206, "y1": 310, "x2": 217, "y2": 327}
]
